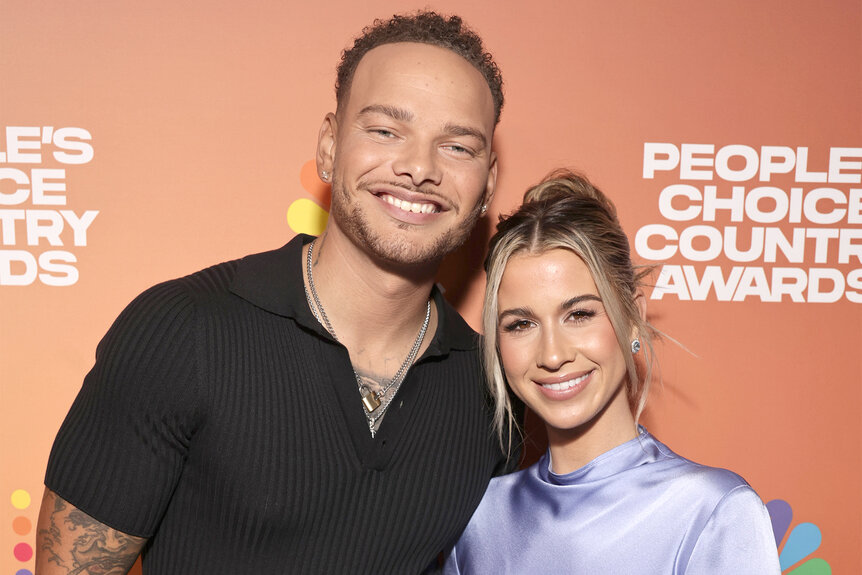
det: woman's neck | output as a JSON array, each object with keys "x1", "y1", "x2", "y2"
[{"x1": 545, "y1": 387, "x2": 638, "y2": 475}]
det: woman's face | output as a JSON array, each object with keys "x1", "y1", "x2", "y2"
[{"x1": 496, "y1": 248, "x2": 633, "y2": 437}]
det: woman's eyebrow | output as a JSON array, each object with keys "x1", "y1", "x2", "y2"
[
  {"x1": 499, "y1": 295, "x2": 602, "y2": 320},
  {"x1": 498, "y1": 306, "x2": 533, "y2": 320},
  {"x1": 559, "y1": 294, "x2": 602, "y2": 311}
]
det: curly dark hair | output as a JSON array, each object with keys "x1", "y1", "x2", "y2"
[{"x1": 336, "y1": 11, "x2": 504, "y2": 124}]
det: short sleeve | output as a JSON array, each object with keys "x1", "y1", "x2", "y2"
[
  {"x1": 45, "y1": 279, "x2": 204, "y2": 537},
  {"x1": 684, "y1": 486, "x2": 782, "y2": 574}
]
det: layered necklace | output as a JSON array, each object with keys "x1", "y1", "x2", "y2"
[{"x1": 303, "y1": 239, "x2": 431, "y2": 437}]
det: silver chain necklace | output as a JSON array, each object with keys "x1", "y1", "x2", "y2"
[{"x1": 303, "y1": 239, "x2": 431, "y2": 437}]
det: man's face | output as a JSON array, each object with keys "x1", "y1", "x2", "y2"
[{"x1": 318, "y1": 42, "x2": 497, "y2": 266}]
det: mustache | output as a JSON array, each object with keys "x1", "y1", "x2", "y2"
[{"x1": 355, "y1": 178, "x2": 453, "y2": 210}]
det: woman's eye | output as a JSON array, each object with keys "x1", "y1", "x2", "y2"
[
  {"x1": 502, "y1": 319, "x2": 533, "y2": 332},
  {"x1": 568, "y1": 309, "x2": 596, "y2": 322}
]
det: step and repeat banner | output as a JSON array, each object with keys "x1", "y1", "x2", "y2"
[{"x1": 2, "y1": 1, "x2": 859, "y2": 573}]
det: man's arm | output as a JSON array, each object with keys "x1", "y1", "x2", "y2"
[{"x1": 36, "y1": 488, "x2": 147, "y2": 575}]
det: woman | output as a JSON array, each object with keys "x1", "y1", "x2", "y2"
[{"x1": 445, "y1": 170, "x2": 780, "y2": 574}]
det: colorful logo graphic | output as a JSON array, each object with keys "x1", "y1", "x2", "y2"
[
  {"x1": 767, "y1": 499, "x2": 831, "y2": 574},
  {"x1": 10, "y1": 488, "x2": 34, "y2": 574},
  {"x1": 286, "y1": 161, "x2": 330, "y2": 236}
]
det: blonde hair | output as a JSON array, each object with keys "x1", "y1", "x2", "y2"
[{"x1": 483, "y1": 169, "x2": 656, "y2": 453}]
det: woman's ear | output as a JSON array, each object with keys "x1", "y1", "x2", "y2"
[
  {"x1": 630, "y1": 290, "x2": 648, "y2": 343},
  {"x1": 634, "y1": 290, "x2": 647, "y2": 323}
]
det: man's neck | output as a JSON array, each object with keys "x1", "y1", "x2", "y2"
[{"x1": 304, "y1": 227, "x2": 441, "y2": 377}]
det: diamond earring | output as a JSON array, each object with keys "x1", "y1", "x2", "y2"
[{"x1": 631, "y1": 339, "x2": 641, "y2": 354}]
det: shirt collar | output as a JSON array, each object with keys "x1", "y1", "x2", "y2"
[{"x1": 229, "y1": 234, "x2": 478, "y2": 355}]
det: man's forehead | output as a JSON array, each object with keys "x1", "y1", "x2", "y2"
[
  {"x1": 345, "y1": 42, "x2": 496, "y2": 131},
  {"x1": 358, "y1": 41, "x2": 467, "y2": 64}
]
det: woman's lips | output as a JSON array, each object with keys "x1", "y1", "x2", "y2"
[{"x1": 534, "y1": 370, "x2": 594, "y2": 399}]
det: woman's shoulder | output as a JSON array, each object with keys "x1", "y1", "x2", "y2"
[
  {"x1": 646, "y1": 433, "x2": 757, "y2": 502},
  {"x1": 464, "y1": 461, "x2": 543, "y2": 520},
  {"x1": 484, "y1": 463, "x2": 537, "y2": 496}
]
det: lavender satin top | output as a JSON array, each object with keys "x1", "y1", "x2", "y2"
[{"x1": 445, "y1": 430, "x2": 780, "y2": 574}]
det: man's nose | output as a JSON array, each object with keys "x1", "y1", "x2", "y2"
[{"x1": 392, "y1": 140, "x2": 442, "y2": 187}]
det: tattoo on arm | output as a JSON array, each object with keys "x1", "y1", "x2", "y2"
[{"x1": 37, "y1": 489, "x2": 146, "y2": 575}]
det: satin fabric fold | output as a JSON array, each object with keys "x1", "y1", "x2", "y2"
[{"x1": 445, "y1": 429, "x2": 781, "y2": 574}]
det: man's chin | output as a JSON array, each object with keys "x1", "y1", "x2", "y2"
[
  {"x1": 333, "y1": 200, "x2": 478, "y2": 267},
  {"x1": 367, "y1": 236, "x2": 450, "y2": 268}
]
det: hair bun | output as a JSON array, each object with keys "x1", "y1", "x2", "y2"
[{"x1": 522, "y1": 168, "x2": 619, "y2": 221}]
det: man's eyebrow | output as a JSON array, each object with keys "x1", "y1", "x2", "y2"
[
  {"x1": 443, "y1": 123, "x2": 487, "y2": 148},
  {"x1": 357, "y1": 105, "x2": 413, "y2": 122},
  {"x1": 357, "y1": 105, "x2": 488, "y2": 148}
]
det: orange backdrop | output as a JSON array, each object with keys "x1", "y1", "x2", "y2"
[{"x1": 2, "y1": 1, "x2": 860, "y2": 573}]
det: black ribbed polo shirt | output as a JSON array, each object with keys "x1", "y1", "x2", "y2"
[{"x1": 46, "y1": 234, "x2": 508, "y2": 574}]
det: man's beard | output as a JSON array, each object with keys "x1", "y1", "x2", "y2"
[{"x1": 328, "y1": 176, "x2": 483, "y2": 267}]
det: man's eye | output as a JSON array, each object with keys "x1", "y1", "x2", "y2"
[
  {"x1": 443, "y1": 144, "x2": 473, "y2": 156},
  {"x1": 371, "y1": 129, "x2": 395, "y2": 138}
]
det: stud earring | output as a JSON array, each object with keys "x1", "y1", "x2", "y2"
[
  {"x1": 631, "y1": 339, "x2": 641, "y2": 354},
  {"x1": 321, "y1": 171, "x2": 329, "y2": 182},
  {"x1": 480, "y1": 204, "x2": 488, "y2": 215}
]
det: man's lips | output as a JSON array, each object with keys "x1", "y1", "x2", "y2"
[
  {"x1": 378, "y1": 192, "x2": 440, "y2": 214},
  {"x1": 360, "y1": 181, "x2": 447, "y2": 215}
]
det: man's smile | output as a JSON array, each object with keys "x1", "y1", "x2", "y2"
[{"x1": 379, "y1": 192, "x2": 440, "y2": 214}]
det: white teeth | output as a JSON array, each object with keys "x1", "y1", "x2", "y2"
[
  {"x1": 383, "y1": 194, "x2": 438, "y2": 214},
  {"x1": 542, "y1": 372, "x2": 591, "y2": 391}
]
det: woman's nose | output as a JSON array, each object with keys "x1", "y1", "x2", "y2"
[{"x1": 537, "y1": 327, "x2": 570, "y2": 371}]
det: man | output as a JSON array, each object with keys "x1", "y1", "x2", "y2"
[{"x1": 37, "y1": 11, "x2": 509, "y2": 574}]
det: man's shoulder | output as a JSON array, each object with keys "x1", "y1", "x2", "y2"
[
  {"x1": 173, "y1": 255, "x2": 244, "y2": 294},
  {"x1": 184, "y1": 238, "x2": 301, "y2": 294},
  {"x1": 431, "y1": 286, "x2": 481, "y2": 353},
  {"x1": 115, "y1": 239, "x2": 302, "y2": 327}
]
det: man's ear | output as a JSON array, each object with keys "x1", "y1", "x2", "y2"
[
  {"x1": 482, "y1": 151, "x2": 498, "y2": 210},
  {"x1": 316, "y1": 112, "x2": 338, "y2": 181}
]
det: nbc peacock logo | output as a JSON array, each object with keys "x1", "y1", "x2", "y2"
[
  {"x1": 767, "y1": 499, "x2": 831, "y2": 574},
  {"x1": 286, "y1": 161, "x2": 330, "y2": 235}
]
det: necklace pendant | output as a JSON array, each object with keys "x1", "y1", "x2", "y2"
[{"x1": 361, "y1": 391, "x2": 381, "y2": 412}]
